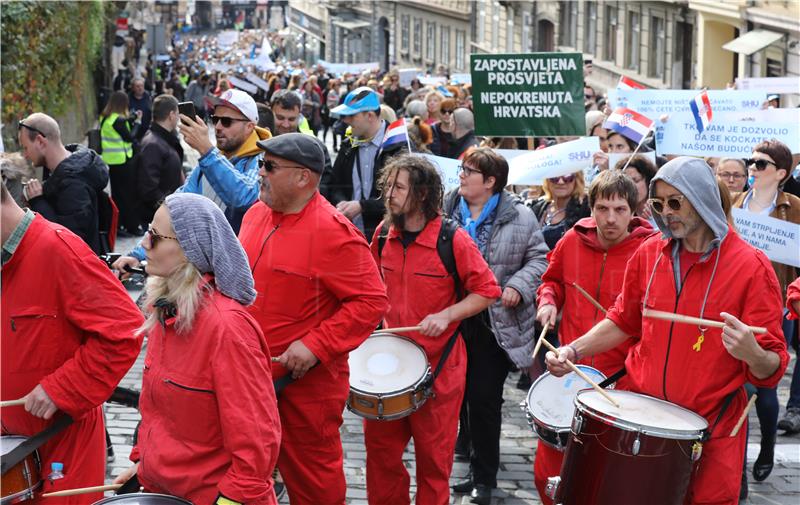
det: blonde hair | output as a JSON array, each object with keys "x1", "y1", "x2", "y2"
[
  {"x1": 541, "y1": 171, "x2": 586, "y2": 202},
  {"x1": 136, "y1": 262, "x2": 208, "y2": 336}
]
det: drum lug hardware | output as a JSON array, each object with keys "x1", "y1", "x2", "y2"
[
  {"x1": 545, "y1": 476, "x2": 561, "y2": 499},
  {"x1": 377, "y1": 397, "x2": 385, "y2": 419},
  {"x1": 632, "y1": 432, "x2": 641, "y2": 456},
  {"x1": 691, "y1": 441, "x2": 703, "y2": 461},
  {"x1": 571, "y1": 413, "x2": 583, "y2": 434}
]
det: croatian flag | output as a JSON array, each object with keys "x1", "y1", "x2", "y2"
[
  {"x1": 617, "y1": 76, "x2": 646, "y2": 90},
  {"x1": 603, "y1": 107, "x2": 654, "y2": 145},
  {"x1": 382, "y1": 118, "x2": 409, "y2": 150},
  {"x1": 690, "y1": 90, "x2": 713, "y2": 134}
]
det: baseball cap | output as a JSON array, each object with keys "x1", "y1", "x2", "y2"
[
  {"x1": 256, "y1": 133, "x2": 326, "y2": 174},
  {"x1": 331, "y1": 87, "x2": 380, "y2": 116},
  {"x1": 206, "y1": 89, "x2": 259, "y2": 123}
]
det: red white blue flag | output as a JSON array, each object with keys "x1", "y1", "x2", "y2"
[
  {"x1": 690, "y1": 90, "x2": 713, "y2": 134},
  {"x1": 617, "y1": 76, "x2": 646, "y2": 90},
  {"x1": 603, "y1": 107, "x2": 654, "y2": 145},
  {"x1": 382, "y1": 118, "x2": 409, "y2": 150}
]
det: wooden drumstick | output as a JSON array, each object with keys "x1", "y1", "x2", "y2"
[
  {"x1": 539, "y1": 338, "x2": 621, "y2": 408},
  {"x1": 573, "y1": 283, "x2": 607, "y2": 314},
  {"x1": 0, "y1": 398, "x2": 26, "y2": 407},
  {"x1": 375, "y1": 326, "x2": 423, "y2": 334},
  {"x1": 531, "y1": 322, "x2": 550, "y2": 359},
  {"x1": 730, "y1": 394, "x2": 758, "y2": 437},
  {"x1": 643, "y1": 309, "x2": 767, "y2": 334},
  {"x1": 42, "y1": 484, "x2": 122, "y2": 497}
]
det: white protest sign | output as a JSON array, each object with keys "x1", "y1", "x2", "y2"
[
  {"x1": 609, "y1": 89, "x2": 765, "y2": 117},
  {"x1": 718, "y1": 108, "x2": 800, "y2": 124},
  {"x1": 608, "y1": 151, "x2": 656, "y2": 170},
  {"x1": 421, "y1": 154, "x2": 461, "y2": 192},
  {"x1": 507, "y1": 137, "x2": 600, "y2": 185},
  {"x1": 318, "y1": 60, "x2": 380, "y2": 75},
  {"x1": 418, "y1": 75, "x2": 448, "y2": 86},
  {"x1": 217, "y1": 31, "x2": 239, "y2": 48},
  {"x1": 732, "y1": 208, "x2": 800, "y2": 268},
  {"x1": 398, "y1": 68, "x2": 421, "y2": 87},
  {"x1": 735, "y1": 76, "x2": 800, "y2": 94},
  {"x1": 450, "y1": 73, "x2": 472, "y2": 85},
  {"x1": 228, "y1": 76, "x2": 258, "y2": 95},
  {"x1": 493, "y1": 149, "x2": 530, "y2": 163},
  {"x1": 656, "y1": 113, "x2": 800, "y2": 157},
  {"x1": 245, "y1": 72, "x2": 270, "y2": 91},
  {"x1": 243, "y1": 55, "x2": 276, "y2": 71}
]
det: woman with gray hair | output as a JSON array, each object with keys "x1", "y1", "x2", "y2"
[{"x1": 114, "y1": 193, "x2": 281, "y2": 505}]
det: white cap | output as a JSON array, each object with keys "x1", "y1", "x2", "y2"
[{"x1": 207, "y1": 89, "x2": 259, "y2": 123}]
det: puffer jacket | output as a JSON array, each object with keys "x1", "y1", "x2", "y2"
[{"x1": 444, "y1": 189, "x2": 549, "y2": 368}]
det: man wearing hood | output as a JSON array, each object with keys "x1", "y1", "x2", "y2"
[
  {"x1": 546, "y1": 157, "x2": 789, "y2": 503},
  {"x1": 18, "y1": 113, "x2": 110, "y2": 255}
]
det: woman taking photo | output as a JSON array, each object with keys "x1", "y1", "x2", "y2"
[{"x1": 114, "y1": 193, "x2": 281, "y2": 505}]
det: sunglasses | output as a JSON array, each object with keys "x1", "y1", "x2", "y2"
[
  {"x1": 441, "y1": 109, "x2": 455, "y2": 114},
  {"x1": 647, "y1": 195, "x2": 686, "y2": 214},
  {"x1": 19, "y1": 121, "x2": 47, "y2": 138},
  {"x1": 744, "y1": 158, "x2": 776, "y2": 171},
  {"x1": 146, "y1": 226, "x2": 179, "y2": 247},
  {"x1": 258, "y1": 158, "x2": 308, "y2": 172},
  {"x1": 210, "y1": 115, "x2": 250, "y2": 128},
  {"x1": 548, "y1": 174, "x2": 576, "y2": 184}
]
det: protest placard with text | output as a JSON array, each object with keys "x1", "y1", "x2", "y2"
[
  {"x1": 609, "y1": 89, "x2": 765, "y2": 117},
  {"x1": 471, "y1": 53, "x2": 584, "y2": 137},
  {"x1": 421, "y1": 154, "x2": 461, "y2": 192},
  {"x1": 732, "y1": 208, "x2": 800, "y2": 268},
  {"x1": 507, "y1": 137, "x2": 600, "y2": 185}
]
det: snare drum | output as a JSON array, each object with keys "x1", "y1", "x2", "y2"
[
  {"x1": 548, "y1": 390, "x2": 708, "y2": 505},
  {"x1": 93, "y1": 494, "x2": 192, "y2": 504},
  {"x1": 347, "y1": 333, "x2": 432, "y2": 420},
  {"x1": 1, "y1": 436, "x2": 42, "y2": 504},
  {"x1": 522, "y1": 366, "x2": 606, "y2": 450}
]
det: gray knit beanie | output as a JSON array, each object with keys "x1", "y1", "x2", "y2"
[{"x1": 164, "y1": 193, "x2": 256, "y2": 305}]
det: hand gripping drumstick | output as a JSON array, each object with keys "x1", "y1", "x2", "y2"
[
  {"x1": 643, "y1": 309, "x2": 768, "y2": 334},
  {"x1": 573, "y1": 283, "x2": 607, "y2": 314},
  {"x1": 270, "y1": 326, "x2": 426, "y2": 362},
  {"x1": 0, "y1": 398, "x2": 26, "y2": 407},
  {"x1": 42, "y1": 484, "x2": 122, "y2": 497},
  {"x1": 531, "y1": 322, "x2": 550, "y2": 359},
  {"x1": 539, "y1": 338, "x2": 621, "y2": 408},
  {"x1": 730, "y1": 394, "x2": 758, "y2": 437}
]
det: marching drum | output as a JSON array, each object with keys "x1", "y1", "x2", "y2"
[
  {"x1": 547, "y1": 390, "x2": 708, "y2": 505},
  {"x1": 522, "y1": 366, "x2": 607, "y2": 450},
  {"x1": 93, "y1": 494, "x2": 192, "y2": 504},
  {"x1": 1, "y1": 436, "x2": 42, "y2": 504},
  {"x1": 347, "y1": 333, "x2": 432, "y2": 420}
]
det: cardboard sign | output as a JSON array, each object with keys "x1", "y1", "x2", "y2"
[
  {"x1": 507, "y1": 137, "x2": 600, "y2": 185},
  {"x1": 471, "y1": 53, "x2": 584, "y2": 137},
  {"x1": 732, "y1": 208, "x2": 800, "y2": 267}
]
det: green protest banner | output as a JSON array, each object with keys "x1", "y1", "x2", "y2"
[{"x1": 470, "y1": 52, "x2": 584, "y2": 137}]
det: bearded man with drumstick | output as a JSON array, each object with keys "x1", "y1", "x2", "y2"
[{"x1": 546, "y1": 157, "x2": 788, "y2": 504}]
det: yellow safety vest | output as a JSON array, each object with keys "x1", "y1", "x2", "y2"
[{"x1": 100, "y1": 112, "x2": 132, "y2": 165}]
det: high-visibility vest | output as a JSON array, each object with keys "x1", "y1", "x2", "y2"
[{"x1": 100, "y1": 112, "x2": 132, "y2": 165}]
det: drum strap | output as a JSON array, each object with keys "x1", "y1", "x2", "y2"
[
  {"x1": 116, "y1": 474, "x2": 142, "y2": 494},
  {"x1": 273, "y1": 373, "x2": 295, "y2": 395},
  {"x1": 598, "y1": 367, "x2": 627, "y2": 389},
  {"x1": 0, "y1": 413, "x2": 73, "y2": 476},
  {"x1": 428, "y1": 323, "x2": 463, "y2": 387},
  {"x1": 702, "y1": 389, "x2": 738, "y2": 442}
]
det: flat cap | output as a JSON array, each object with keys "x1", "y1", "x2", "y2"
[{"x1": 256, "y1": 133, "x2": 326, "y2": 174}]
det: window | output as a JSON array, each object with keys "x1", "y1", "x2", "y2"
[
  {"x1": 506, "y1": 6, "x2": 514, "y2": 52},
  {"x1": 648, "y1": 16, "x2": 665, "y2": 79},
  {"x1": 456, "y1": 30, "x2": 465, "y2": 70},
  {"x1": 478, "y1": 1, "x2": 486, "y2": 44},
  {"x1": 413, "y1": 17, "x2": 422, "y2": 55},
  {"x1": 401, "y1": 15, "x2": 409, "y2": 52},
  {"x1": 626, "y1": 11, "x2": 640, "y2": 71},
  {"x1": 522, "y1": 12, "x2": 532, "y2": 52},
  {"x1": 441, "y1": 26, "x2": 451, "y2": 66},
  {"x1": 426, "y1": 22, "x2": 435, "y2": 61},
  {"x1": 605, "y1": 6, "x2": 617, "y2": 61},
  {"x1": 583, "y1": 2, "x2": 597, "y2": 55},
  {"x1": 492, "y1": 10, "x2": 499, "y2": 50},
  {"x1": 558, "y1": 1, "x2": 577, "y2": 47}
]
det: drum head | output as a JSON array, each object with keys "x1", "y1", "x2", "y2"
[
  {"x1": 349, "y1": 333, "x2": 428, "y2": 394},
  {"x1": 93, "y1": 494, "x2": 192, "y2": 504},
  {"x1": 577, "y1": 390, "x2": 708, "y2": 437},
  {"x1": 527, "y1": 366, "x2": 606, "y2": 430},
  {"x1": 1, "y1": 435, "x2": 27, "y2": 454}
]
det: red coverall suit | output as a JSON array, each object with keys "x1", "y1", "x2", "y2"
[
  {"x1": 239, "y1": 194, "x2": 388, "y2": 505},
  {"x1": 366, "y1": 216, "x2": 501, "y2": 505},
  {"x1": 131, "y1": 281, "x2": 281, "y2": 504},
  {"x1": 607, "y1": 229, "x2": 788, "y2": 504},
  {"x1": 1, "y1": 215, "x2": 144, "y2": 503},
  {"x1": 533, "y1": 216, "x2": 654, "y2": 503}
]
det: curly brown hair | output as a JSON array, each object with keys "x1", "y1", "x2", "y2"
[{"x1": 378, "y1": 154, "x2": 443, "y2": 228}]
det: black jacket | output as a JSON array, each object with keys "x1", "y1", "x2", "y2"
[
  {"x1": 325, "y1": 122, "x2": 406, "y2": 240},
  {"x1": 29, "y1": 144, "x2": 109, "y2": 254},
  {"x1": 446, "y1": 131, "x2": 479, "y2": 160},
  {"x1": 528, "y1": 195, "x2": 591, "y2": 250},
  {"x1": 135, "y1": 123, "x2": 184, "y2": 221}
]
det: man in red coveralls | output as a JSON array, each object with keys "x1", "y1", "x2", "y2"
[
  {"x1": 1, "y1": 181, "x2": 144, "y2": 503},
  {"x1": 547, "y1": 157, "x2": 789, "y2": 504},
  {"x1": 365, "y1": 154, "x2": 500, "y2": 505},
  {"x1": 533, "y1": 170, "x2": 655, "y2": 504},
  {"x1": 239, "y1": 133, "x2": 388, "y2": 505}
]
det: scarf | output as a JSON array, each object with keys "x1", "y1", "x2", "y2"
[{"x1": 458, "y1": 193, "x2": 500, "y2": 242}]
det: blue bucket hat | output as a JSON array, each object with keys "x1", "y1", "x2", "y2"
[{"x1": 331, "y1": 86, "x2": 380, "y2": 116}]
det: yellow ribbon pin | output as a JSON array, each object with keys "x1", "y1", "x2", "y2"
[{"x1": 692, "y1": 334, "x2": 704, "y2": 352}]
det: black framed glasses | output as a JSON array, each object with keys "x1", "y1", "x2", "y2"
[
  {"x1": 648, "y1": 195, "x2": 686, "y2": 214},
  {"x1": 458, "y1": 164, "x2": 481, "y2": 177},
  {"x1": 744, "y1": 158, "x2": 776, "y2": 171},
  {"x1": 718, "y1": 172, "x2": 746, "y2": 181},
  {"x1": 19, "y1": 120, "x2": 46, "y2": 138},
  {"x1": 210, "y1": 115, "x2": 250, "y2": 128},
  {"x1": 146, "y1": 226, "x2": 179, "y2": 247}
]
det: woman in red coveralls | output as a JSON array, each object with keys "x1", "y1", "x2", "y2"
[{"x1": 115, "y1": 193, "x2": 281, "y2": 505}]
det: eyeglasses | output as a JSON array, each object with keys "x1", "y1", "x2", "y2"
[
  {"x1": 718, "y1": 172, "x2": 746, "y2": 181},
  {"x1": 258, "y1": 158, "x2": 308, "y2": 172},
  {"x1": 210, "y1": 115, "x2": 250, "y2": 128},
  {"x1": 548, "y1": 174, "x2": 576, "y2": 184},
  {"x1": 458, "y1": 164, "x2": 481, "y2": 177},
  {"x1": 744, "y1": 158, "x2": 777, "y2": 171},
  {"x1": 584, "y1": 94, "x2": 595, "y2": 100},
  {"x1": 146, "y1": 226, "x2": 179, "y2": 247},
  {"x1": 19, "y1": 120, "x2": 47, "y2": 138},
  {"x1": 647, "y1": 195, "x2": 686, "y2": 214},
  {"x1": 441, "y1": 109, "x2": 455, "y2": 114}
]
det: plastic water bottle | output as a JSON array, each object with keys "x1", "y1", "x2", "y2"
[{"x1": 48, "y1": 462, "x2": 65, "y2": 482}]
